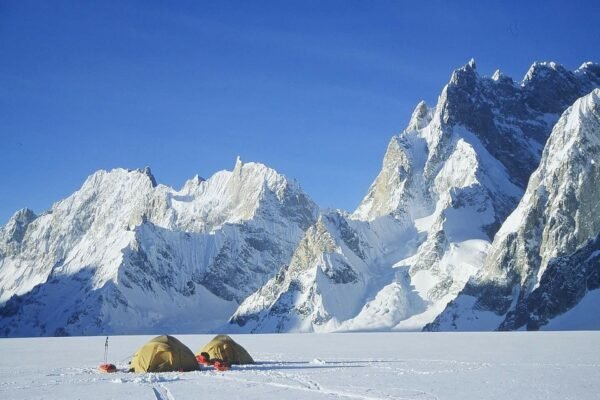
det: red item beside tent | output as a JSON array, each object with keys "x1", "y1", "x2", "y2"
[
  {"x1": 99, "y1": 363, "x2": 117, "y2": 373},
  {"x1": 196, "y1": 354, "x2": 211, "y2": 365},
  {"x1": 213, "y1": 360, "x2": 230, "y2": 371}
]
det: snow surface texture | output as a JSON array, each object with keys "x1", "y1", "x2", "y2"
[
  {"x1": 0, "y1": 159, "x2": 318, "y2": 336},
  {"x1": 428, "y1": 89, "x2": 600, "y2": 331},
  {"x1": 1, "y1": 332, "x2": 599, "y2": 400},
  {"x1": 231, "y1": 61, "x2": 600, "y2": 333},
  {"x1": 2, "y1": 61, "x2": 600, "y2": 337}
]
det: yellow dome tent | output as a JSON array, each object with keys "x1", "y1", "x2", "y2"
[
  {"x1": 130, "y1": 335, "x2": 198, "y2": 373},
  {"x1": 197, "y1": 335, "x2": 254, "y2": 365}
]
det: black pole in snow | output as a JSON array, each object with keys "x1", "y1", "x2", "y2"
[{"x1": 104, "y1": 336, "x2": 109, "y2": 364}]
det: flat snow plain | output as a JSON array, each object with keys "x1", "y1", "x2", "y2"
[{"x1": 1, "y1": 332, "x2": 598, "y2": 400}]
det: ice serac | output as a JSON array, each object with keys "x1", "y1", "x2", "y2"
[
  {"x1": 427, "y1": 89, "x2": 600, "y2": 331},
  {"x1": 0, "y1": 159, "x2": 318, "y2": 337},
  {"x1": 232, "y1": 60, "x2": 600, "y2": 333}
]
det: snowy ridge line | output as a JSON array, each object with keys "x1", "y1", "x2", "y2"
[
  {"x1": 0, "y1": 158, "x2": 318, "y2": 336},
  {"x1": 231, "y1": 60, "x2": 600, "y2": 333}
]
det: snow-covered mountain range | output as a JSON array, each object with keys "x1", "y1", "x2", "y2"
[
  {"x1": 1, "y1": 60, "x2": 599, "y2": 336},
  {"x1": 230, "y1": 60, "x2": 600, "y2": 333},
  {"x1": 0, "y1": 159, "x2": 318, "y2": 336}
]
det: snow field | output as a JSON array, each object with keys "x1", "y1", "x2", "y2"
[{"x1": 1, "y1": 332, "x2": 599, "y2": 400}]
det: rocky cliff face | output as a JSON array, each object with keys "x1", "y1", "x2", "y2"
[
  {"x1": 230, "y1": 212, "x2": 419, "y2": 332},
  {"x1": 427, "y1": 89, "x2": 600, "y2": 331},
  {"x1": 231, "y1": 61, "x2": 600, "y2": 333},
  {"x1": 0, "y1": 159, "x2": 318, "y2": 336}
]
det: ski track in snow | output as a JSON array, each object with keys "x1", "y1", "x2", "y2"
[
  {"x1": 213, "y1": 366, "x2": 438, "y2": 400},
  {"x1": 152, "y1": 383, "x2": 176, "y2": 400}
]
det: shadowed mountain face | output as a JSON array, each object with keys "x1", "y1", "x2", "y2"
[
  {"x1": 427, "y1": 89, "x2": 600, "y2": 332},
  {"x1": 442, "y1": 61, "x2": 600, "y2": 188},
  {"x1": 499, "y1": 234, "x2": 600, "y2": 331}
]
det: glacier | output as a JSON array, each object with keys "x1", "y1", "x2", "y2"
[{"x1": 2, "y1": 332, "x2": 599, "y2": 400}]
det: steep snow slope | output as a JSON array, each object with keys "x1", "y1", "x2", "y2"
[
  {"x1": 428, "y1": 89, "x2": 600, "y2": 331},
  {"x1": 0, "y1": 159, "x2": 318, "y2": 337},
  {"x1": 231, "y1": 61, "x2": 600, "y2": 333}
]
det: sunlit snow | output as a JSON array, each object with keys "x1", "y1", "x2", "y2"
[{"x1": 2, "y1": 332, "x2": 599, "y2": 400}]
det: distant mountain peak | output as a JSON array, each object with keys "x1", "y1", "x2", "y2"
[
  {"x1": 449, "y1": 58, "x2": 478, "y2": 88},
  {"x1": 139, "y1": 166, "x2": 157, "y2": 187},
  {"x1": 234, "y1": 155, "x2": 243, "y2": 170},
  {"x1": 407, "y1": 100, "x2": 432, "y2": 131},
  {"x1": 1, "y1": 208, "x2": 37, "y2": 245},
  {"x1": 10, "y1": 208, "x2": 37, "y2": 224}
]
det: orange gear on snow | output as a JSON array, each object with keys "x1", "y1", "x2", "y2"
[
  {"x1": 196, "y1": 353, "x2": 211, "y2": 365},
  {"x1": 98, "y1": 363, "x2": 117, "y2": 373},
  {"x1": 213, "y1": 360, "x2": 230, "y2": 371}
]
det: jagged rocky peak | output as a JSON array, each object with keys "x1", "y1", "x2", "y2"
[
  {"x1": 357, "y1": 59, "x2": 600, "y2": 223},
  {"x1": 229, "y1": 209, "x2": 369, "y2": 333},
  {"x1": 495, "y1": 88, "x2": 600, "y2": 280},
  {"x1": 491, "y1": 69, "x2": 502, "y2": 81},
  {"x1": 521, "y1": 61, "x2": 585, "y2": 87},
  {"x1": 234, "y1": 155, "x2": 243, "y2": 169},
  {"x1": 443, "y1": 59, "x2": 600, "y2": 187},
  {"x1": 191, "y1": 173, "x2": 206, "y2": 184},
  {"x1": 137, "y1": 166, "x2": 157, "y2": 187},
  {"x1": 67, "y1": 167, "x2": 163, "y2": 223},
  {"x1": 228, "y1": 155, "x2": 297, "y2": 195},
  {"x1": 352, "y1": 134, "x2": 416, "y2": 221},
  {"x1": 7, "y1": 208, "x2": 37, "y2": 226},
  {"x1": 521, "y1": 61, "x2": 600, "y2": 114},
  {"x1": 448, "y1": 57, "x2": 478, "y2": 87},
  {"x1": 198, "y1": 157, "x2": 318, "y2": 229},
  {"x1": 427, "y1": 88, "x2": 600, "y2": 332},
  {"x1": 180, "y1": 174, "x2": 206, "y2": 192},
  {"x1": 407, "y1": 101, "x2": 432, "y2": 131},
  {"x1": 577, "y1": 61, "x2": 600, "y2": 78},
  {"x1": 491, "y1": 69, "x2": 513, "y2": 85},
  {"x1": 1, "y1": 208, "x2": 37, "y2": 245},
  {"x1": 81, "y1": 167, "x2": 159, "y2": 194},
  {"x1": 522, "y1": 61, "x2": 562, "y2": 81}
]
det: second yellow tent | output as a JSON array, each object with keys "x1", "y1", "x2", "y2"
[{"x1": 197, "y1": 335, "x2": 254, "y2": 364}]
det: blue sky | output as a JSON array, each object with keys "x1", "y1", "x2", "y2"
[{"x1": 1, "y1": 0, "x2": 599, "y2": 223}]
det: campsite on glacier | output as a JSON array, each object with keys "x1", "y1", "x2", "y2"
[{"x1": 3, "y1": 332, "x2": 600, "y2": 400}]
